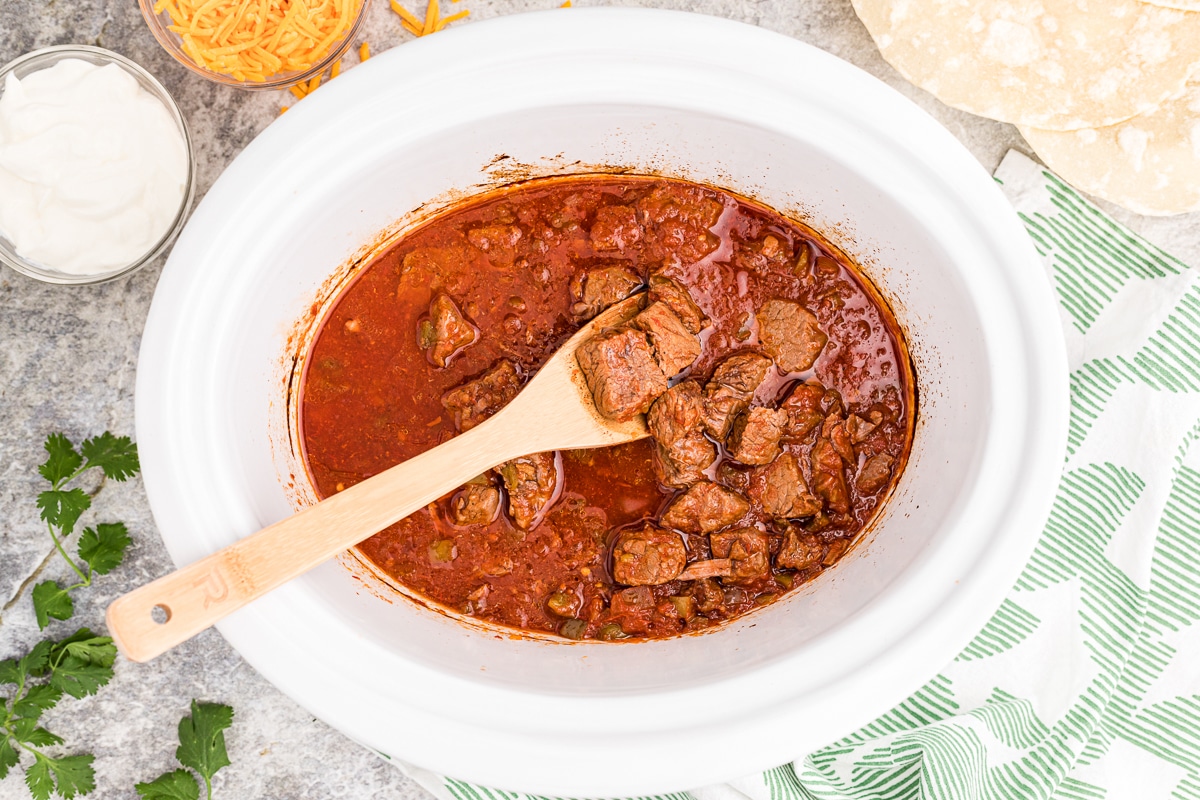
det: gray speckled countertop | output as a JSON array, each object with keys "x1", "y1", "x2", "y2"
[{"x1": 1, "y1": 0, "x2": 1198, "y2": 797}]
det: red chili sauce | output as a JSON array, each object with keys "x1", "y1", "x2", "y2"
[{"x1": 299, "y1": 176, "x2": 914, "y2": 641}]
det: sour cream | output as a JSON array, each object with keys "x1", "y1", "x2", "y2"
[{"x1": 0, "y1": 58, "x2": 188, "y2": 275}]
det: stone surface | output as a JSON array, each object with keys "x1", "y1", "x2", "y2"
[{"x1": 0, "y1": 0, "x2": 1197, "y2": 797}]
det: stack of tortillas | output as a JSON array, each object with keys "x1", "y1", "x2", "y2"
[{"x1": 851, "y1": 0, "x2": 1200, "y2": 215}]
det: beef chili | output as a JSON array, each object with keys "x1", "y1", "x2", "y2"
[{"x1": 299, "y1": 176, "x2": 915, "y2": 642}]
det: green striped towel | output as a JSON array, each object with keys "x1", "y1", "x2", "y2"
[{"x1": 397, "y1": 150, "x2": 1200, "y2": 800}]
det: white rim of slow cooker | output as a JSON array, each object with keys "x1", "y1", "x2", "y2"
[{"x1": 136, "y1": 9, "x2": 1069, "y2": 795}]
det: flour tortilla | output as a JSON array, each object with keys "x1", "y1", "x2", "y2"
[
  {"x1": 851, "y1": 0, "x2": 1200, "y2": 130},
  {"x1": 1140, "y1": 0, "x2": 1200, "y2": 11},
  {"x1": 1020, "y1": 81, "x2": 1200, "y2": 215}
]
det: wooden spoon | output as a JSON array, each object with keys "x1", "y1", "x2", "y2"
[{"x1": 106, "y1": 294, "x2": 648, "y2": 662}]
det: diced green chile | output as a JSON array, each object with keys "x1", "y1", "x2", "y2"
[
  {"x1": 559, "y1": 619, "x2": 587, "y2": 640},
  {"x1": 598, "y1": 622, "x2": 630, "y2": 640},
  {"x1": 546, "y1": 591, "x2": 577, "y2": 617},
  {"x1": 417, "y1": 319, "x2": 437, "y2": 350},
  {"x1": 428, "y1": 539, "x2": 456, "y2": 563},
  {"x1": 669, "y1": 595, "x2": 696, "y2": 620}
]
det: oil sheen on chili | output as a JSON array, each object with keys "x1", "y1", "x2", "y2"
[{"x1": 299, "y1": 176, "x2": 914, "y2": 642}]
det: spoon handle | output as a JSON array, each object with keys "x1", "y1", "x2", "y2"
[{"x1": 106, "y1": 418, "x2": 513, "y2": 662}]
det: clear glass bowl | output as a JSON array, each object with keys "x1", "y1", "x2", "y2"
[
  {"x1": 0, "y1": 45, "x2": 196, "y2": 285},
  {"x1": 138, "y1": 0, "x2": 370, "y2": 90}
]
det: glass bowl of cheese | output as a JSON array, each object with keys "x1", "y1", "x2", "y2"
[
  {"x1": 0, "y1": 45, "x2": 196, "y2": 285},
  {"x1": 138, "y1": 0, "x2": 370, "y2": 89}
]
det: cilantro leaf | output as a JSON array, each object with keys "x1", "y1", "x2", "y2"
[
  {"x1": 26, "y1": 753, "x2": 95, "y2": 800},
  {"x1": 19, "y1": 640, "x2": 54, "y2": 678},
  {"x1": 79, "y1": 433, "x2": 139, "y2": 482},
  {"x1": 0, "y1": 738, "x2": 18, "y2": 780},
  {"x1": 51, "y1": 659, "x2": 115, "y2": 699},
  {"x1": 176, "y1": 701, "x2": 233, "y2": 794},
  {"x1": 32, "y1": 581, "x2": 75, "y2": 630},
  {"x1": 23, "y1": 728, "x2": 65, "y2": 749},
  {"x1": 36, "y1": 489, "x2": 90, "y2": 535},
  {"x1": 47, "y1": 631, "x2": 116, "y2": 700},
  {"x1": 39, "y1": 435, "x2": 83, "y2": 486},
  {"x1": 0, "y1": 657, "x2": 21, "y2": 685},
  {"x1": 76, "y1": 523, "x2": 131, "y2": 576},
  {"x1": 50, "y1": 630, "x2": 117, "y2": 666},
  {"x1": 12, "y1": 684, "x2": 64, "y2": 722},
  {"x1": 135, "y1": 769, "x2": 201, "y2": 800},
  {"x1": 25, "y1": 756, "x2": 53, "y2": 800}
]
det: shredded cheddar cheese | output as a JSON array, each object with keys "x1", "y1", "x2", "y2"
[
  {"x1": 154, "y1": 0, "x2": 361, "y2": 81},
  {"x1": 274, "y1": 0, "x2": 469, "y2": 114},
  {"x1": 391, "y1": 0, "x2": 469, "y2": 36}
]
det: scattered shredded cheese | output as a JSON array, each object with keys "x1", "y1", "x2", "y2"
[
  {"x1": 275, "y1": 0, "x2": 471, "y2": 115},
  {"x1": 154, "y1": 0, "x2": 362, "y2": 81},
  {"x1": 391, "y1": 0, "x2": 469, "y2": 37}
]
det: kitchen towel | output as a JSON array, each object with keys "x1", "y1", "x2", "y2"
[{"x1": 400, "y1": 149, "x2": 1200, "y2": 800}]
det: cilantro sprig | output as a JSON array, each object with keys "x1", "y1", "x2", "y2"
[
  {"x1": 0, "y1": 629, "x2": 117, "y2": 800},
  {"x1": 136, "y1": 701, "x2": 234, "y2": 800},
  {"x1": 32, "y1": 433, "x2": 139, "y2": 629}
]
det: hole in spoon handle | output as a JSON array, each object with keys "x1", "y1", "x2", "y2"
[{"x1": 106, "y1": 558, "x2": 245, "y2": 662}]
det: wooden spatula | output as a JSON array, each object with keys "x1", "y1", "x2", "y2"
[{"x1": 107, "y1": 294, "x2": 649, "y2": 662}]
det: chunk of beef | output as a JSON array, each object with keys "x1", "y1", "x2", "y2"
[
  {"x1": 466, "y1": 223, "x2": 522, "y2": 267},
  {"x1": 637, "y1": 185, "x2": 724, "y2": 266},
  {"x1": 424, "y1": 294, "x2": 478, "y2": 368},
  {"x1": 775, "y1": 528, "x2": 825, "y2": 571},
  {"x1": 779, "y1": 381, "x2": 826, "y2": 439},
  {"x1": 727, "y1": 407, "x2": 787, "y2": 466},
  {"x1": 632, "y1": 302, "x2": 701, "y2": 377},
  {"x1": 570, "y1": 264, "x2": 643, "y2": 321},
  {"x1": 750, "y1": 452, "x2": 822, "y2": 519},
  {"x1": 678, "y1": 559, "x2": 733, "y2": 580},
  {"x1": 824, "y1": 417, "x2": 856, "y2": 465},
  {"x1": 702, "y1": 352, "x2": 774, "y2": 438},
  {"x1": 452, "y1": 483, "x2": 500, "y2": 525},
  {"x1": 654, "y1": 221, "x2": 721, "y2": 265},
  {"x1": 441, "y1": 360, "x2": 522, "y2": 432},
  {"x1": 810, "y1": 438, "x2": 850, "y2": 515},
  {"x1": 704, "y1": 386, "x2": 749, "y2": 440},
  {"x1": 689, "y1": 577, "x2": 726, "y2": 614},
  {"x1": 611, "y1": 524, "x2": 688, "y2": 586},
  {"x1": 648, "y1": 274, "x2": 708, "y2": 334},
  {"x1": 856, "y1": 453, "x2": 896, "y2": 494},
  {"x1": 756, "y1": 299, "x2": 828, "y2": 373},
  {"x1": 716, "y1": 463, "x2": 750, "y2": 494},
  {"x1": 846, "y1": 411, "x2": 885, "y2": 444},
  {"x1": 710, "y1": 528, "x2": 771, "y2": 583},
  {"x1": 589, "y1": 205, "x2": 642, "y2": 252},
  {"x1": 647, "y1": 381, "x2": 716, "y2": 488},
  {"x1": 822, "y1": 387, "x2": 845, "y2": 417},
  {"x1": 637, "y1": 183, "x2": 724, "y2": 228},
  {"x1": 823, "y1": 538, "x2": 851, "y2": 566},
  {"x1": 576, "y1": 328, "x2": 668, "y2": 421},
  {"x1": 498, "y1": 451, "x2": 560, "y2": 530},
  {"x1": 712, "y1": 351, "x2": 774, "y2": 394},
  {"x1": 661, "y1": 482, "x2": 750, "y2": 533},
  {"x1": 732, "y1": 234, "x2": 795, "y2": 276}
]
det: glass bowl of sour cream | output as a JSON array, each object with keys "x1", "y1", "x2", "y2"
[{"x1": 0, "y1": 45, "x2": 195, "y2": 285}]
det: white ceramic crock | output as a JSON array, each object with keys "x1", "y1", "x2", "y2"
[{"x1": 136, "y1": 9, "x2": 1068, "y2": 796}]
